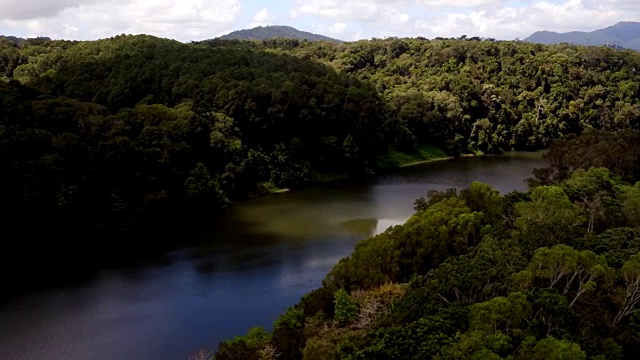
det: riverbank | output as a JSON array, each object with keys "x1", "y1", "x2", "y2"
[
  {"x1": 398, "y1": 153, "x2": 480, "y2": 168},
  {"x1": 375, "y1": 144, "x2": 450, "y2": 169},
  {"x1": 260, "y1": 146, "x2": 469, "y2": 195}
]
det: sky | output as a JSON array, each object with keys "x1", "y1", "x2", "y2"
[{"x1": 0, "y1": 0, "x2": 639, "y2": 42}]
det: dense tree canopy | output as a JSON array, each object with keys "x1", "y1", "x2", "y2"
[
  {"x1": 225, "y1": 37, "x2": 640, "y2": 153},
  {"x1": 0, "y1": 36, "x2": 391, "y2": 254},
  {"x1": 2, "y1": 35, "x2": 640, "y2": 289}
]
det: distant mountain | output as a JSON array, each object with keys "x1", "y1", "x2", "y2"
[
  {"x1": 0, "y1": 36, "x2": 24, "y2": 44},
  {"x1": 525, "y1": 22, "x2": 640, "y2": 51},
  {"x1": 217, "y1": 25, "x2": 341, "y2": 42},
  {"x1": 0, "y1": 36, "x2": 52, "y2": 45}
]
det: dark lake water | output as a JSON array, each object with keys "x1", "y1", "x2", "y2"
[{"x1": 0, "y1": 153, "x2": 545, "y2": 360}]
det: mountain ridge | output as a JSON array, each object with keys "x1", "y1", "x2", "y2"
[{"x1": 525, "y1": 21, "x2": 640, "y2": 50}]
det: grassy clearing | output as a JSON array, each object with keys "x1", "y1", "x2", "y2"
[
  {"x1": 375, "y1": 144, "x2": 449, "y2": 169},
  {"x1": 260, "y1": 182, "x2": 289, "y2": 194}
]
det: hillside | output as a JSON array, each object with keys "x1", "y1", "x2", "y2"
[
  {"x1": 0, "y1": 35, "x2": 384, "y2": 254},
  {"x1": 525, "y1": 21, "x2": 640, "y2": 51},
  {"x1": 217, "y1": 25, "x2": 341, "y2": 42},
  {"x1": 2, "y1": 35, "x2": 640, "y2": 286}
]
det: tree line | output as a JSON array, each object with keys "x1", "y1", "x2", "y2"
[{"x1": 1, "y1": 34, "x2": 640, "y2": 275}]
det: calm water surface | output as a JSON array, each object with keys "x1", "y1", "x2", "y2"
[{"x1": 0, "y1": 153, "x2": 545, "y2": 360}]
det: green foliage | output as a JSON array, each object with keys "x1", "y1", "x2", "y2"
[
  {"x1": 516, "y1": 245, "x2": 607, "y2": 307},
  {"x1": 185, "y1": 163, "x2": 228, "y2": 207},
  {"x1": 215, "y1": 327, "x2": 271, "y2": 360},
  {"x1": 622, "y1": 183, "x2": 640, "y2": 227},
  {"x1": 519, "y1": 336, "x2": 586, "y2": 360},
  {"x1": 414, "y1": 188, "x2": 458, "y2": 211},
  {"x1": 302, "y1": 329, "x2": 366, "y2": 360},
  {"x1": 531, "y1": 130, "x2": 640, "y2": 186},
  {"x1": 448, "y1": 211, "x2": 485, "y2": 250},
  {"x1": 515, "y1": 186, "x2": 584, "y2": 249},
  {"x1": 526, "y1": 289, "x2": 577, "y2": 339},
  {"x1": 469, "y1": 292, "x2": 532, "y2": 335},
  {"x1": 614, "y1": 254, "x2": 640, "y2": 324},
  {"x1": 352, "y1": 315, "x2": 457, "y2": 359},
  {"x1": 561, "y1": 167, "x2": 622, "y2": 232},
  {"x1": 272, "y1": 307, "x2": 306, "y2": 359},
  {"x1": 460, "y1": 182, "x2": 502, "y2": 212},
  {"x1": 333, "y1": 289, "x2": 358, "y2": 325},
  {"x1": 442, "y1": 331, "x2": 512, "y2": 359},
  {"x1": 581, "y1": 228, "x2": 640, "y2": 268}
]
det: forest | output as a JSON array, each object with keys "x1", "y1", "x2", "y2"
[
  {"x1": 1, "y1": 35, "x2": 640, "y2": 283},
  {"x1": 214, "y1": 130, "x2": 640, "y2": 359}
]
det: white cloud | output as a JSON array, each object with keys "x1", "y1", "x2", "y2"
[
  {"x1": 583, "y1": 0, "x2": 640, "y2": 12},
  {"x1": 0, "y1": 0, "x2": 241, "y2": 41},
  {"x1": 332, "y1": 22, "x2": 348, "y2": 34},
  {"x1": 290, "y1": 0, "x2": 639, "y2": 41},
  {"x1": 291, "y1": 0, "x2": 378, "y2": 21},
  {"x1": 291, "y1": 0, "x2": 410, "y2": 25},
  {"x1": 417, "y1": 0, "x2": 503, "y2": 9},
  {"x1": 415, "y1": 0, "x2": 640, "y2": 39},
  {"x1": 312, "y1": 22, "x2": 348, "y2": 36},
  {"x1": 1, "y1": 0, "x2": 639, "y2": 42},
  {"x1": 0, "y1": 0, "x2": 119, "y2": 20},
  {"x1": 290, "y1": 0, "x2": 411, "y2": 42},
  {"x1": 249, "y1": 8, "x2": 276, "y2": 28},
  {"x1": 352, "y1": 30, "x2": 365, "y2": 41}
]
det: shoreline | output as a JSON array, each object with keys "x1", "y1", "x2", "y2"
[
  {"x1": 398, "y1": 153, "x2": 479, "y2": 168},
  {"x1": 262, "y1": 150, "x2": 541, "y2": 198},
  {"x1": 265, "y1": 153, "x2": 478, "y2": 197}
]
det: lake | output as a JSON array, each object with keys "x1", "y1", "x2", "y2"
[{"x1": 0, "y1": 153, "x2": 545, "y2": 360}]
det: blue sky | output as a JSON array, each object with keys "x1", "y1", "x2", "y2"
[{"x1": 1, "y1": 0, "x2": 639, "y2": 41}]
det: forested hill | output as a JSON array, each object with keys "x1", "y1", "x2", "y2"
[
  {"x1": 1, "y1": 35, "x2": 640, "y2": 276},
  {"x1": 0, "y1": 35, "x2": 51, "y2": 45},
  {"x1": 217, "y1": 25, "x2": 340, "y2": 42},
  {"x1": 0, "y1": 35, "x2": 388, "y2": 265},
  {"x1": 0, "y1": 36, "x2": 26, "y2": 45}
]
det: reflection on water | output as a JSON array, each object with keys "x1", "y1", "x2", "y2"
[
  {"x1": 0, "y1": 153, "x2": 545, "y2": 360},
  {"x1": 339, "y1": 218, "x2": 378, "y2": 236},
  {"x1": 339, "y1": 218, "x2": 404, "y2": 237}
]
